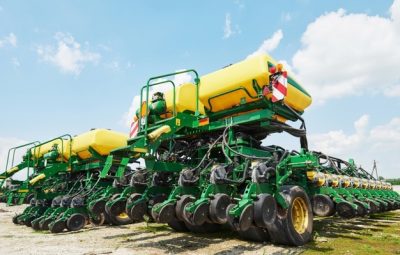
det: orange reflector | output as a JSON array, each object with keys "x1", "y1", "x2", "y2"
[
  {"x1": 140, "y1": 101, "x2": 148, "y2": 117},
  {"x1": 198, "y1": 118, "x2": 209, "y2": 126}
]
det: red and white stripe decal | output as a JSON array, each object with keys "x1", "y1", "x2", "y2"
[
  {"x1": 130, "y1": 120, "x2": 139, "y2": 138},
  {"x1": 271, "y1": 71, "x2": 288, "y2": 103}
]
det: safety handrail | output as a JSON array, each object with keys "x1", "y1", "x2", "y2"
[
  {"x1": 139, "y1": 69, "x2": 200, "y2": 145},
  {"x1": 5, "y1": 141, "x2": 40, "y2": 171},
  {"x1": 31, "y1": 134, "x2": 73, "y2": 167}
]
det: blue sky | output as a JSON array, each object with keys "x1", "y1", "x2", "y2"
[{"x1": 0, "y1": 0, "x2": 399, "y2": 178}]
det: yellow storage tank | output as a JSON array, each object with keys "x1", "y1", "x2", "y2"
[
  {"x1": 31, "y1": 139, "x2": 72, "y2": 160},
  {"x1": 164, "y1": 83, "x2": 205, "y2": 115},
  {"x1": 71, "y1": 129, "x2": 128, "y2": 160},
  {"x1": 199, "y1": 54, "x2": 312, "y2": 113}
]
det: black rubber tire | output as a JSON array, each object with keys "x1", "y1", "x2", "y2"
[
  {"x1": 312, "y1": 194, "x2": 335, "y2": 217},
  {"x1": 368, "y1": 200, "x2": 379, "y2": 214},
  {"x1": 147, "y1": 194, "x2": 168, "y2": 220},
  {"x1": 50, "y1": 220, "x2": 66, "y2": 233},
  {"x1": 90, "y1": 213, "x2": 106, "y2": 226},
  {"x1": 386, "y1": 201, "x2": 395, "y2": 211},
  {"x1": 254, "y1": 194, "x2": 277, "y2": 227},
  {"x1": 66, "y1": 213, "x2": 86, "y2": 231},
  {"x1": 378, "y1": 201, "x2": 388, "y2": 212},
  {"x1": 32, "y1": 220, "x2": 41, "y2": 230},
  {"x1": 105, "y1": 194, "x2": 122, "y2": 213},
  {"x1": 40, "y1": 218, "x2": 52, "y2": 230},
  {"x1": 175, "y1": 195, "x2": 194, "y2": 221},
  {"x1": 336, "y1": 201, "x2": 356, "y2": 218},
  {"x1": 126, "y1": 193, "x2": 142, "y2": 219},
  {"x1": 129, "y1": 201, "x2": 147, "y2": 222},
  {"x1": 157, "y1": 203, "x2": 175, "y2": 223},
  {"x1": 239, "y1": 204, "x2": 254, "y2": 232},
  {"x1": 105, "y1": 195, "x2": 132, "y2": 225},
  {"x1": 209, "y1": 193, "x2": 231, "y2": 224},
  {"x1": 238, "y1": 226, "x2": 270, "y2": 242},
  {"x1": 166, "y1": 195, "x2": 194, "y2": 232},
  {"x1": 12, "y1": 215, "x2": 20, "y2": 225},
  {"x1": 104, "y1": 210, "x2": 113, "y2": 225},
  {"x1": 267, "y1": 213, "x2": 290, "y2": 245},
  {"x1": 182, "y1": 201, "x2": 221, "y2": 233},
  {"x1": 90, "y1": 200, "x2": 106, "y2": 214},
  {"x1": 25, "y1": 194, "x2": 34, "y2": 204},
  {"x1": 354, "y1": 201, "x2": 368, "y2": 216},
  {"x1": 192, "y1": 203, "x2": 209, "y2": 226},
  {"x1": 24, "y1": 217, "x2": 35, "y2": 227},
  {"x1": 268, "y1": 185, "x2": 313, "y2": 246}
]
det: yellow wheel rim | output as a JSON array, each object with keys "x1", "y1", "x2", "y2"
[
  {"x1": 291, "y1": 197, "x2": 309, "y2": 234},
  {"x1": 118, "y1": 212, "x2": 129, "y2": 219}
]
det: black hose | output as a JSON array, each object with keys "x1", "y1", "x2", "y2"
[{"x1": 191, "y1": 135, "x2": 224, "y2": 172}]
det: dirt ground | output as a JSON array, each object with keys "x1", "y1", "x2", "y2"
[
  {"x1": 0, "y1": 204, "x2": 298, "y2": 255},
  {"x1": 1, "y1": 202, "x2": 399, "y2": 255}
]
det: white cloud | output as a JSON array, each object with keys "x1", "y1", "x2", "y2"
[
  {"x1": 0, "y1": 33, "x2": 17, "y2": 48},
  {"x1": 37, "y1": 32, "x2": 100, "y2": 75},
  {"x1": 309, "y1": 115, "x2": 400, "y2": 178},
  {"x1": 223, "y1": 13, "x2": 240, "y2": 39},
  {"x1": 224, "y1": 13, "x2": 233, "y2": 39},
  {"x1": 122, "y1": 71, "x2": 193, "y2": 127},
  {"x1": 391, "y1": 0, "x2": 400, "y2": 24},
  {"x1": 292, "y1": 0, "x2": 400, "y2": 103},
  {"x1": 247, "y1": 29, "x2": 283, "y2": 58},
  {"x1": 383, "y1": 85, "x2": 400, "y2": 97},
  {"x1": 122, "y1": 95, "x2": 141, "y2": 128},
  {"x1": 0, "y1": 137, "x2": 29, "y2": 181}
]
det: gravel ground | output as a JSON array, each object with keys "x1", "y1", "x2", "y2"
[
  {"x1": 2, "y1": 189, "x2": 399, "y2": 255},
  {"x1": 0, "y1": 204, "x2": 296, "y2": 255}
]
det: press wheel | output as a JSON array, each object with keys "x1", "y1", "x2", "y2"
[
  {"x1": 209, "y1": 193, "x2": 231, "y2": 224},
  {"x1": 66, "y1": 213, "x2": 86, "y2": 232},
  {"x1": 254, "y1": 194, "x2": 277, "y2": 227},
  {"x1": 336, "y1": 201, "x2": 356, "y2": 219},
  {"x1": 312, "y1": 194, "x2": 335, "y2": 217}
]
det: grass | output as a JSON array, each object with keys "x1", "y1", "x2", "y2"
[
  {"x1": 302, "y1": 211, "x2": 400, "y2": 255},
  {"x1": 136, "y1": 222, "x2": 171, "y2": 233}
]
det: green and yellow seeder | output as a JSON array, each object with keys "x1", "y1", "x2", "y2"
[{"x1": 2, "y1": 54, "x2": 398, "y2": 245}]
